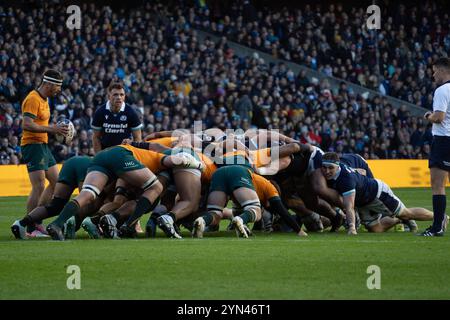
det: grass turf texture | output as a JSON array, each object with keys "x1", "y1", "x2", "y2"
[{"x1": 0, "y1": 188, "x2": 449, "y2": 300}]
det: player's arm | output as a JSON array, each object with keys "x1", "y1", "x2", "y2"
[
  {"x1": 161, "y1": 154, "x2": 204, "y2": 170},
  {"x1": 256, "y1": 129, "x2": 299, "y2": 144},
  {"x1": 268, "y1": 197, "x2": 307, "y2": 237},
  {"x1": 355, "y1": 168, "x2": 367, "y2": 176},
  {"x1": 132, "y1": 129, "x2": 142, "y2": 142},
  {"x1": 144, "y1": 131, "x2": 173, "y2": 141},
  {"x1": 129, "y1": 109, "x2": 143, "y2": 142},
  {"x1": 272, "y1": 142, "x2": 313, "y2": 158},
  {"x1": 310, "y1": 169, "x2": 344, "y2": 208},
  {"x1": 342, "y1": 191, "x2": 357, "y2": 235},
  {"x1": 126, "y1": 141, "x2": 170, "y2": 152},
  {"x1": 22, "y1": 116, "x2": 68, "y2": 135},
  {"x1": 424, "y1": 110, "x2": 445, "y2": 123},
  {"x1": 93, "y1": 130, "x2": 102, "y2": 154},
  {"x1": 217, "y1": 137, "x2": 249, "y2": 156},
  {"x1": 425, "y1": 86, "x2": 450, "y2": 123},
  {"x1": 22, "y1": 97, "x2": 68, "y2": 135}
]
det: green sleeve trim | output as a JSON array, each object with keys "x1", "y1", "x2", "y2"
[{"x1": 23, "y1": 112, "x2": 37, "y2": 119}]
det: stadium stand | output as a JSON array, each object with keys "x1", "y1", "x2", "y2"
[
  {"x1": 188, "y1": 0, "x2": 450, "y2": 108},
  {"x1": 0, "y1": 1, "x2": 441, "y2": 165}
]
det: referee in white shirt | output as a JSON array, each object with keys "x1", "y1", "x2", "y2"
[{"x1": 420, "y1": 57, "x2": 450, "y2": 236}]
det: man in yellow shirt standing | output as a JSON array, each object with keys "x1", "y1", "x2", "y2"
[{"x1": 16, "y1": 69, "x2": 69, "y2": 237}]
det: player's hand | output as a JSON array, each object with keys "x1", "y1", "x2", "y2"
[
  {"x1": 178, "y1": 154, "x2": 204, "y2": 171},
  {"x1": 122, "y1": 138, "x2": 132, "y2": 145},
  {"x1": 53, "y1": 123, "x2": 69, "y2": 135},
  {"x1": 424, "y1": 111, "x2": 432, "y2": 120},
  {"x1": 297, "y1": 229, "x2": 308, "y2": 237}
]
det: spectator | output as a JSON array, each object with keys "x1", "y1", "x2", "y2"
[{"x1": 0, "y1": 1, "x2": 439, "y2": 165}]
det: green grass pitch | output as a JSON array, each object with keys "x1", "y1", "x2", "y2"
[{"x1": 1, "y1": 188, "x2": 449, "y2": 300}]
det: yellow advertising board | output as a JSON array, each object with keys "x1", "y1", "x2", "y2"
[
  {"x1": 0, "y1": 161, "x2": 449, "y2": 197},
  {"x1": 366, "y1": 160, "x2": 450, "y2": 188},
  {"x1": 0, "y1": 164, "x2": 63, "y2": 197}
]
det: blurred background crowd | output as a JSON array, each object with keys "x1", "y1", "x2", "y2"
[{"x1": 1, "y1": 0, "x2": 445, "y2": 165}]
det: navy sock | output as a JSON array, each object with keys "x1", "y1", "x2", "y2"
[
  {"x1": 168, "y1": 211, "x2": 176, "y2": 222},
  {"x1": 74, "y1": 214, "x2": 82, "y2": 231},
  {"x1": 19, "y1": 216, "x2": 33, "y2": 227},
  {"x1": 53, "y1": 200, "x2": 80, "y2": 228},
  {"x1": 432, "y1": 195, "x2": 446, "y2": 232},
  {"x1": 26, "y1": 224, "x2": 36, "y2": 233},
  {"x1": 203, "y1": 213, "x2": 214, "y2": 226},
  {"x1": 126, "y1": 197, "x2": 153, "y2": 226},
  {"x1": 240, "y1": 210, "x2": 256, "y2": 224}
]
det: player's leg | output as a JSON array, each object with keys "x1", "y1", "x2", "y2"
[
  {"x1": 398, "y1": 207, "x2": 434, "y2": 221},
  {"x1": 28, "y1": 164, "x2": 60, "y2": 236},
  {"x1": 23, "y1": 144, "x2": 47, "y2": 215},
  {"x1": 359, "y1": 198, "x2": 401, "y2": 233},
  {"x1": 26, "y1": 170, "x2": 46, "y2": 215},
  {"x1": 429, "y1": 167, "x2": 448, "y2": 233},
  {"x1": 24, "y1": 169, "x2": 48, "y2": 236},
  {"x1": 142, "y1": 174, "x2": 173, "y2": 237},
  {"x1": 286, "y1": 195, "x2": 324, "y2": 232},
  {"x1": 101, "y1": 200, "x2": 138, "y2": 239},
  {"x1": 193, "y1": 167, "x2": 229, "y2": 238},
  {"x1": 81, "y1": 178, "x2": 118, "y2": 238},
  {"x1": 11, "y1": 182, "x2": 74, "y2": 239},
  {"x1": 375, "y1": 179, "x2": 433, "y2": 231},
  {"x1": 38, "y1": 164, "x2": 59, "y2": 207},
  {"x1": 94, "y1": 179, "x2": 133, "y2": 223},
  {"x1": 158, "y1": 170, "x2": 202, "y2": 238},
  {"x1": 303, "y1": 180, "x2": 343, "y2": 231},
  {"x1": 419, "y1": 138, "x2": 450, "y2": 236},
  {"x1": 367, "y1": 216, "x2": 401, "y2": 233},
  {"x1": 118, "y1": 168, "x2": 163, "y2": 237},
  {"x1": 47, "y1": 171, "x2": 109, "y2": 240},
  {"x1": 193, "y1": 190, "x2": 227, "y2": 238},
  {"x1": 232, "y1": 187, "x2": 261, "y2": 238},
  {"x1": 171, "y1": 170, "x2": 201, "y2": 219}
]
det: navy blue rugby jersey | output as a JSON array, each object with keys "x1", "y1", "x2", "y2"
[
  {"x1": 327, "y1": 163, "x2": 378, "y2": 207},
  {"x1": 92, "y1": 101, "x2": 142, "y2": 149},
  {"x1": 340, "y1": 153, "x2": 374, "y2": 178}
]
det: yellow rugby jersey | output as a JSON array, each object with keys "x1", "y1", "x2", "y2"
[
  {"x1": 250, "y1": 148, "x2": 272, "y2": 168},
  {"x1": 21, "y1": 90, "x2": 50, "y2": 146},
  {"x1": 251, "y1": 173, "x2": 280, "y2": 207},
  {"x1": 118, "y1": 144, "x2": 165, "y2": 173},
  {"x1": 145, "y1": 137, "x2": 178, "y2": 147},
  {"x1": 197, "y1": 152, "x2": 217, "y2": 183}
]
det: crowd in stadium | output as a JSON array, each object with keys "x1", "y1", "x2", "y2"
[
  {"x1": 0, "y1": 0, "x2": 441, "y2": 166},
  {"x1": 190, "y1": 0, "x2": 450, "y2": 107}
]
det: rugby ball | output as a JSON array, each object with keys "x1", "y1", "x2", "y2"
[{"x1": 55, "y1": 119, "x2": 75, "y2": 144}]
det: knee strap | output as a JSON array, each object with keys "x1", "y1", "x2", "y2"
[
  {"x1": 114, "y1": 186, "x2": 130, "y2": 198},
  {"x1": 82, "y1": 184, "x2": 101, "y2": 199},
  {"x1": 207, "y1": 204, "x2": 224, "y2": 218},
  {"x1": 241, "y1": 200, "x2": 261, "y2": 219},
  {"x1": 141, "y1": 176, "x2": 159, "y2": 191}
]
